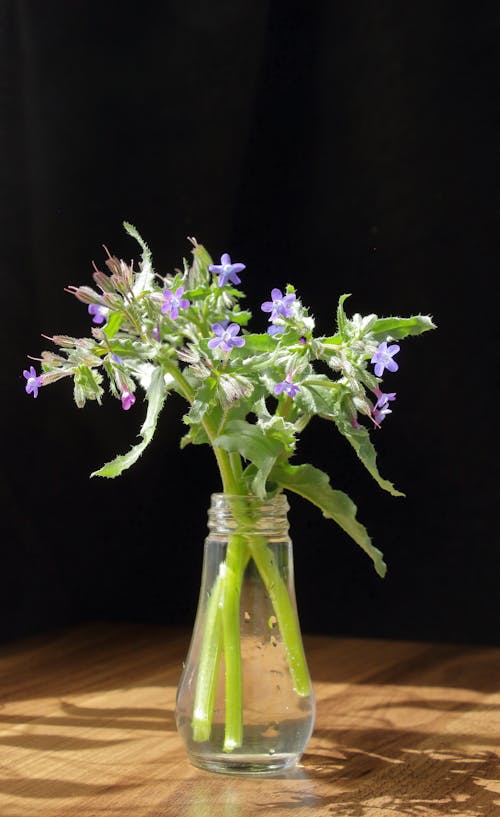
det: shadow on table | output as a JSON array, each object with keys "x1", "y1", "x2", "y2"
[
  {"x1": 162, "y1": 740, "x2": 499, "y2": 817},
  {"x1": 0, "y1": 700, "x2": 176, "y2": 811},
  {"x1": 0, "y1": 721, "x2": 498, "y2": 816},
  {"x1": 0, "y1": 700, "x2": 176, "y2": 736},
  {"x1": 276, "y1": 729, "x2": 500, "y2": 816},
  {"x1": 0, "y1": 701, "x2": 177, "y2": 762}
]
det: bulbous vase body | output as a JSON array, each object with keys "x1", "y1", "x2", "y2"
[{"x1": 175, "y1": 494, "x2": 315, "y2": 775}]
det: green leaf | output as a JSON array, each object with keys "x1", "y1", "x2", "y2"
[
  {"x1": 335, "y1": 420, "x2": 404, "y2": 497},
  {"x1": 103, "y1": 312, "x2": 124, "y2": 339},
  {"x1": 214, "y1": 420, "x2": 286, "y2": 498},
  {"x1": 74, "y1": 365, "x2": 104, "y2": 406},
  {"x1": 241, "y1": 333, "x2": 276, "y2": 353},
  {"x1": 123, "y1": 222, "x2": 155, "y2": 295},
  {"x1": 299, "y1": 377, "x2": 345, "y2": 417},
  {"x1": 336, "y1": 294, "x2": 351, "y2": 340},
  {"x1": 228, "y1": 309, "x2": 252, "y2": 326},
  {"x1": 192, "y1": 242, "x2": 213, "y2": 273},
  {"x1": 91, "y1": 367, "x2": 167, "y2": 478},
  {"x1": 123, "y1": 221, "x2": 152, "y2": 264},
  {"x1": 370, "y1": 315, "x2": 436, "y2": 341},
  {"x1": 270, "y1": 462, "x2": 387, "y2": 577}
]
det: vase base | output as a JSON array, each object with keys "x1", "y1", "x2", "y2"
[{"x1": 188, "y1": 750, "x2": 302, "y2": 777}]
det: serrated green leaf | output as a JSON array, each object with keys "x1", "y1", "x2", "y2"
[
  {"x1": 370, "y1": 315, "x2": 436, "y2": 341},
  {"x1": 103, "y1": 312, "x2": 124, "y2": 339},
  {"x1": 298, "y1": 378, "x2": 345, "y2": 417},
  {"x1": 123, "y1": 221, "x2": 152, "y2": 264},
  {"x1": 214, "y1": 419, "x2": 286, "y2": 498},
  {"x1": 270, "y1": 462, "x2": 387, "y2": 577},
  {"x1": 123, "y1": 222, "x2": 155, "y2": 295},
  {"x1": 336, "y1": 418, "x2": 404, "y2": 497},
  {"x1": 336, "y1": 294, "x2": 351, "y2": 340},
  {"x1": 91, "y1": 367, "x2": 167, "y2": 478}
]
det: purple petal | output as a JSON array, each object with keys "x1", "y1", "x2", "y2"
[
  {"x1": 261, "y1": 301, "x2": 273, "y2": 313},
  {"x1": 221, "y1": 253, "x2": 231, "y2": 266},
  {"x1": 211, "y1": 323, "x2": 225, "y2": 336},
  {"x1": 208, "y1": 264, "x2": 223, "y2": 274},
  {"x1": 274, "y1": 382, "x2": 285, "y2": 395},
  {"x1": 387, "y1": 344, "x2": 400, "y2": 356},
  {"x1": 175, "y1": 286, "x2": 185, "y2": 296},
  {"x1": 231, "y1": 336, "x2": 245, "y2": 347},
  {"x1": 228, "y1": 323, "x2": 241, "y2": 336},
  {"x1": 271, "y1": 288, "x2": 283, "y2": 300},
  {"x1": 208, "y1": 337, "x2": 221, "y2": 349},
  {"x1": 386, "y1": 359, "x2": 399, "y2": 373},
  {"x1": 121, "y1": 391, "x2": 136, "y2": 411},
  {"x1": 231, "y1": 263, "x2": 246, "y2": 274},
  {"x1": 374, "y1": 362, "x2": 385, "y2": 377},
  {"x1": 268, "y1": 324, "x2": 285, "y2": 336}
]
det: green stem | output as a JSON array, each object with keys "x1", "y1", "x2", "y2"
[
  {"x1": 162, "y1": 360, "x2": 310, "y2": 746},
  {"x1": 221, "y1": 535, "x2": 247, "y2": 751},
  {"x1": 191, "y1": 571, "x2": 224, "y2": 742},
  {"x1": 162, "y1": 359, "x2": 245, "y2": 748},
  {"x1": 246, "y1": 536, "x2": 311, "y2": 696}
]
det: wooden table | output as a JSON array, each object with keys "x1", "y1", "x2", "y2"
[{"x1": 0, "y1": 624, "x2": 498, "y2": 816}]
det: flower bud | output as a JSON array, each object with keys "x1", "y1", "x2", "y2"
[
  {"x1": 92, "y1": 269, "x2": 115, "y2": 293},
  {"x1": 102, "y1": 292, "x2": 123, "y2": 309},
  {"x1": 50, "y1": 334, "x2": 78, "y2": 347},
  {"x1": 40, "y1": 370, "x2": 70, "y2": 385},
  {"x1": 65, "y1": 285, "x2": 103, "y2": 305},
  {"x1": 41, "y1": 350, "x2": 65, "y2": 365}
]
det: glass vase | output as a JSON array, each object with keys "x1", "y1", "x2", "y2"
[{"x1": 175, "y1": 493, "x2": 315, "y2": 776}]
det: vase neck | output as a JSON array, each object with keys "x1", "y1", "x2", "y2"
[{"x1": 207, "y1": 493, "x2": 290, "y2": 539}]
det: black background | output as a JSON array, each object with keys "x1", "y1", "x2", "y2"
[{"x1": 1, "y1": 1, "x2": 499, "y2": 645}]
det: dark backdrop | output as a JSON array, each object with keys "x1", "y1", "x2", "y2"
[{"x1": 1, "y1": 1, "x2": 499, "y2": 645}]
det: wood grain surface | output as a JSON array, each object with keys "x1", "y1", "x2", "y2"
[{"x1": 0, "y1": 623, "x2": 498, "y2": 816}]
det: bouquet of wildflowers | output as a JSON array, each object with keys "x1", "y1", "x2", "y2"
[{"x1": 24, "y1": 223, "x2": 435, "y2": 749}]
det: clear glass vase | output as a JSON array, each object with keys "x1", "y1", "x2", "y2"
[{"x1": 175, "y1": 493, "x2": 315, "y2": 776}]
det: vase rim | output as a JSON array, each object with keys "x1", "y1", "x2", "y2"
[{"x1": 210, "y1": 492, "x2": 289, "y2": 506}]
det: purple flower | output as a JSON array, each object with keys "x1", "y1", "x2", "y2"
[
  {"x1": 261, "y1": 288, "x2": 296, "y2": 321},
  {"x1": 161, "y1": 286, "x2": 190, "y2": 320},
  {"x1": 208, "y1": 322, "x2": 246, "y2": 353},
  {"x1": 268, "y1": 324, "x2": 285, "y2": 337},
  {"x1": 121, "y1": 390, "x2": 136, "y2": 411},
  {"x1": 88, "y1": 303, "x2": 109, "y2": 325},
  {"x1": 209, "y1": 253, "x2": 246, "y2": 287},
  {"x1": 373, "y1": 392, "x2": 396, "y2": 425},
  {"x1": 375, "y1": 391, "x2": 396, "y2": 408},
  {"x1": 111, "y1": 353, "x2": 123, "y2": 364},
  {"x1": 274, "y1": 375, "x2": 300, "y2": 398},
  {"x1": 371, "y1": 341, "x2": 400, "y2": 377},
  {"x1": 23, "y1": 365, "x2": 43, "y2": 398}
]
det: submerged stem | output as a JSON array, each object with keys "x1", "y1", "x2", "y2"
[
  {"x1": 191, "y1": 571, "x2": 224, "y2": 742},
  {"x1": 221, "y1": 536, "x2": 247, "y2": 751},
  {"x1": 246, "y1": 536, "x2": 311, "y2": 697}
]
